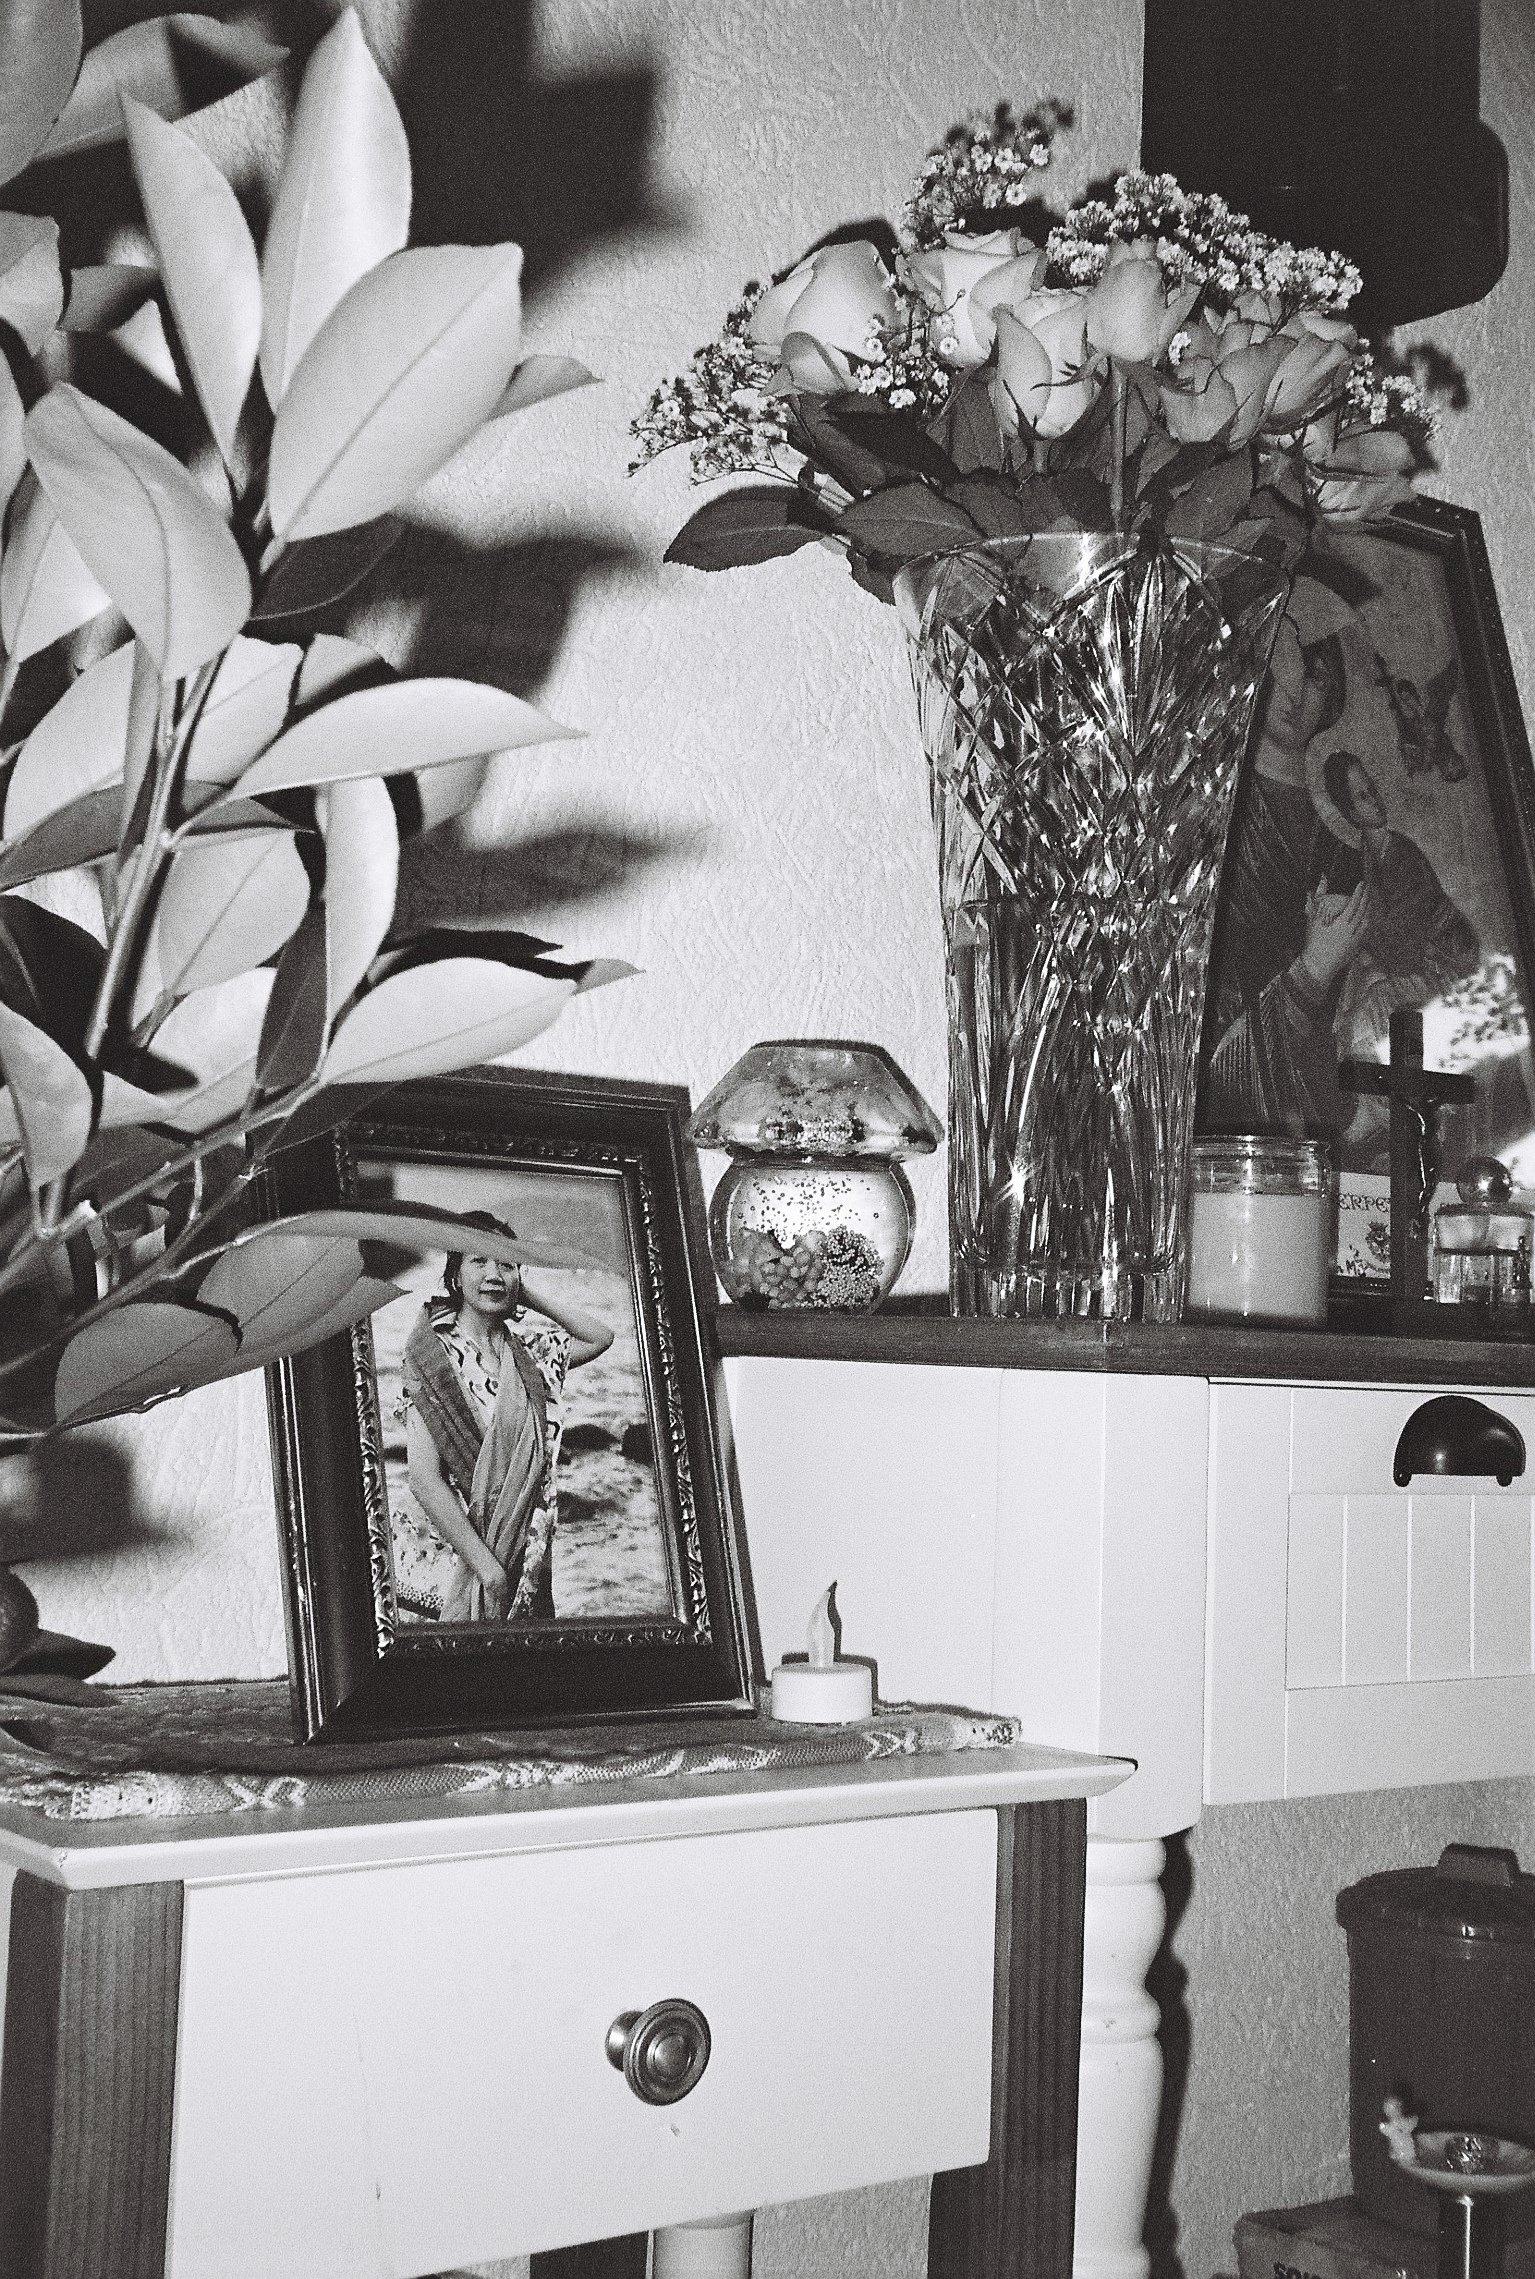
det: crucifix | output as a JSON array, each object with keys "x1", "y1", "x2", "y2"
[{"x1": 1339, "y1": 1007, "x2": 1473, "y2": 1318}]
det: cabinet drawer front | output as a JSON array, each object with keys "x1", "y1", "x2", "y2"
[
  {"x1": 1208, "y1": 1383, "x2": 1535, "y2": 1804},
  {"x1": 167, "y1": 1811, "x2": 997, "y2": 2279}
]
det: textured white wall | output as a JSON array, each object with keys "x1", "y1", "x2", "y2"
[
  {"x1": 7, "y1": 6, "x2": 1535, "y2": 2279},
  {"x1": 1164, "y1": 1781, "x2": 1535, "y2": 2279}
]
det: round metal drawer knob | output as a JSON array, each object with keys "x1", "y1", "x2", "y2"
[{"x1": 605, "y1": 1998, "x2": 711, "y2": 2105}]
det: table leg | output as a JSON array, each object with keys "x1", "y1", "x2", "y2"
[
  {"x1": 928, "y1": 1797, "x2": 1088, "y2": 2279},
  {"x1": 653, "y1": 2212, "x2": 754, "y2": 2275},
  {"x1": 0, "y1": 1871, "x2": 183, "y2": 2279}
]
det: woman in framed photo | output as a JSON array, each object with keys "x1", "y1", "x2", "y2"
[{"x1": 400, "y1": 1214, "x2": 614, "y2": 1623}]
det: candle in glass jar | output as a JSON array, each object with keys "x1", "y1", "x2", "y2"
[{"x1": 1186, "y1": 1138, "x2": 1333, "y2": 1325}]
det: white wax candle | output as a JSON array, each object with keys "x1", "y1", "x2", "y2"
[
  {"x1": 1187, "y1": 1187, "x2": 1330, "y2": 1325},
  {"x1": 770, "y1": 1583, "x2": 874, "y2": 1724}
]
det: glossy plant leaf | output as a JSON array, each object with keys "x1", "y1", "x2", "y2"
[
  {"x1": 0, "y1": 0, "x2": 81, "y2": 186},
  {"x1": 96, "y1": 1069, "x2": 195, "y2": 1128},
  {"x1": 25, "y1": 386, "x2": 251, "y2": 677},
  {"x1": 39, "y1": 14, "x2": 286, "y2": 161},
  {"x1": 0, "y1": 786, "x2": 290, "y2": 893},
  {"x1": 53, "y1": 1301, "x2": 239, "y2": 1424},
  {"x1": 406, "y1": 756, "x2": 490, "y2": 836},
  {"x1": 153, "y1": 831, "x2": 311, "y2": 999},
  {"x1": 267, "y1": 244, "x2": 525, "y2": 541},
  {"x1": 254, "y1": 903, "x2": 328, "y2": 1093},
  {"x1": 198, "y1": 1231, "x2": 364, "y2": 1346},
  {"x1": 319, "y1": 776, "x2": 396, "y2": 1010},
  {"x1": 490, "y1": 355, "x2": 598, "y2": 420},
  {"x1": 123, "y1": 98, "x2": 261, "y2": 466},
  {"x1": 663, "y1": 486, "x2": 832, "y2": 571},
  {"x1": 203, "y1": 1271, "x2": 404, "y2": 1379},
  {"x1": 319, "y1": 959, "x2": 574, "y2": 1088},
  {"x1": 0, "y1": 1001, "x2": 93, "y2": 1186},
  {"x1": 0, "y1": 892, "x2": 103, "y2": 1045},
  {"x1": 0, "y1": 357, "x2": 26, "y2": 528},
  {"x1": 151, "y1": 968, "x2": 271, "y2": 1131},
  {"x1": 0, "y1": 471, "x2": 111, "y2": 672},
  {"x1": 183, "y1": 636, "x2": 301, "y2": 787},
  {"x1": 232, "y1": 677, "x2": 575, "y2": 798},
  {"x1": 61, "y1": 263, "x2": 159, "y2": 334},
  {"x1": 293, "y1": 631, "x2": 394, "y2": 712},
  {"x1": 4, "y1": 639, "x2": 135, "y2": 839},
  {"x1": 249, "y1": 515, "x2": 402, "y2": 624},
  {"x1": 0, "y1": 214, "x2": 63, "y2": 351},
  {"x1": 252, "y1": 1202, "x2": 602, "y2": 1276},
  {"x1": 258, "y1": 7, "x2": 410, "y2": 407},
  {"x1": 119, "y1": 638, "x2": 164, "y2": 840}
]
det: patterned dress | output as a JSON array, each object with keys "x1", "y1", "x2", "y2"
[{"x1": 392, "y1": 1311, "x2": 571, "y2": 1621}]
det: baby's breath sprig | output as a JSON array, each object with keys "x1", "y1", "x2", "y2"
[
  {"x1": 629, "y1": 284, "x2": 791, "y2": 482},
  {"x1": 849, "y1": 286, "x2": 958, "y2": 420},
  {"x1": 1047, "y1": 172, "x2": 1362, "y2": 317},
  {"x1": 1343, "y1": 356, "x2": 1437, "y2": 452},
  {"x1": 900, "y1": 98, "x2": 1071, "y2": 252}
]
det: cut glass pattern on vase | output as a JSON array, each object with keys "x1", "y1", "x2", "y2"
[{"x1": 904, "y1": 534, "x2": 1288, "y2": 1321}]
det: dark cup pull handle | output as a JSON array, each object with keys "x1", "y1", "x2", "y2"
[{"x1": 1393, "y1": 1395, "x2": 1525, "y2": 1489}]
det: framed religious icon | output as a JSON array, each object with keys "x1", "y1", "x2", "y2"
[
  {"x1": 264, "y1": 1069, "x2": 761, "y2": 1740},
  {"x1": 1197, "y1": 497, "x2": 1535, "y2": 1301}
]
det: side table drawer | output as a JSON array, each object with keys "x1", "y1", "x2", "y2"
[
  {"x1": 1208, "y1": 1383, "x2": 1535, "y2": 1803},
  {"x1": 166, "y1": 1810, "x2": 997, "y2": 2279}
]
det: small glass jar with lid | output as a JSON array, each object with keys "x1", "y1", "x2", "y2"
[
  {"x1": 1432, "y1": 1159, "x2": 1533, "y2": 1311},
  {"x1": 686, "y1": 1041, "x2": 942, "y2": 1310},
  {"x1": 1186, "y1": 1135, "x2": 1334, "y2": 1326}
]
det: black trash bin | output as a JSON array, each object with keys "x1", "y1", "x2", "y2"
[{"x1": 1337, "y1": 1844, "x2": 1535, "y2": 2242}]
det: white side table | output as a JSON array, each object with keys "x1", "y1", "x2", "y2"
[{"x1": 0, "y1": 1733, "x2": 1124, "y2": 2279}]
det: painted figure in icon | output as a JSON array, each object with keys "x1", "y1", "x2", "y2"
[
  {"x1": 400, "y1": 1213, "x2": 613, "y2": 1622},
  {"x1": 1203, "y1": 619, "x2": 1356, "y2": 1130},
  {"x1": 1375, "y1": 653, "x2": 1468, "y2": 784},
  {"x1": 1316, "y1": 749, "x2": 1480, "y2": 1067}
]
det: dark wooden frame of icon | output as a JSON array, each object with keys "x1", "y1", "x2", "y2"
[{"x1": 1198, "y1": 496, "x2": 1535, "y2": 1322}]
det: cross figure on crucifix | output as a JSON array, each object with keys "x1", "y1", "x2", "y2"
[{"x1": 1339, "y1": 1006, "x2": 1474, "y2": 1312}]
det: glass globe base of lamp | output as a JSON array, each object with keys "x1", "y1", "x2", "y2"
[{"x1": 707, "y1": 1157, "x2": 915, "y2": 1311}]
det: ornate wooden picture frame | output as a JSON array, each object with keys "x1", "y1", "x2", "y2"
[
  {"x1": 1198, "y1": 498, "x2": 1535, "y2": 1296},
  {"x1": 264, "y1": 1069, "x2": 760, "y2": 1740}
]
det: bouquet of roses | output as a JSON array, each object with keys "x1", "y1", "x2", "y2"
[{"x1": 633, "y1": 102, "x2": 1433, "y2": 599}]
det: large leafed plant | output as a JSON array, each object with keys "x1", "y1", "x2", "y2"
[{"x1": 0, "y1": 7, "x2": 615, "y2": 1435}]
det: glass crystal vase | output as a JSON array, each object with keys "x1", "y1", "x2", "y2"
[{"x1": 904, "y1": 533, "x2": 1288, "y2": 1321}]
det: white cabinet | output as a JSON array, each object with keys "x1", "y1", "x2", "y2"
[
  {"x1": 167, "y1": 1815, "x2": 997, "y2": 2278},
  {"x1": 728, "y1": 1352, "x2": 1535, "y2": 1823},
  {"x1": 1206, "y1": 1382, "x2": 1535, "y2": 1802}
]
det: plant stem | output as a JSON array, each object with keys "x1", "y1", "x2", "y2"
[
  {"x1": 82, "y1": 657, "x2": 221, "y2": 1064},
  {"x1": 1110, "y1": 370, "x2": 1129, "y2": 533}
]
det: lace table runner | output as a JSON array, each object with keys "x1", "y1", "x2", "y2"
[{"x1": 0, "y1": 1680, "x2": 1023, "y2": 1825}]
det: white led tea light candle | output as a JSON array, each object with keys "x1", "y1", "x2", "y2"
[{"x1": 770, "y1": 1583, "x2": 874, "y2": 1724}]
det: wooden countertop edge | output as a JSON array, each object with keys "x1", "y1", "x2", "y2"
[{"x1": 713, "y1": 1305, "x2": 1535, "y2": 1387}]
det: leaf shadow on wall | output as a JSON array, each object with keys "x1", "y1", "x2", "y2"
[
  {"x1": 390, "y1": 0, "x2": 667, "y2": 295},
  {"x1": 0, "y1": 1434, "x2": 173, "y2": 1565},
  {"x1": 334, "y1": 528, "x2": 699, "y2": 932}
]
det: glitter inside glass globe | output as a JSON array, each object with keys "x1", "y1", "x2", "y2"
[
  {"x1": 688, "y1": 1041, "x2": 941, "y2": 1311},
  {"x1": 708, "y1": 1157, "x2": 916, "y2": 1310}
]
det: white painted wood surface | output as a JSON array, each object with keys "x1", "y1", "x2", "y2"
[
  {"x1": 728, "y1": 1357, "x2": 1208, "y2": 1842},
  {"x1": 1206, "y1": 1382, "x2": 1535, "y2": 1801},
  {"x1": 165, "y1": 1813, "x2": 996, "y2": 2279},
  {"x1": 1076, "y1": 1839, "x2": 1167, "y2": 2279}
]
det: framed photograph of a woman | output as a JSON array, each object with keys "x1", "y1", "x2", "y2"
[
  {"x1": 264, "y1": 1070, "x2": 760, "y2": 1740},
  {"x1": 1198, "y1": 498, "x2": 1535, "y2": 1294}
]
